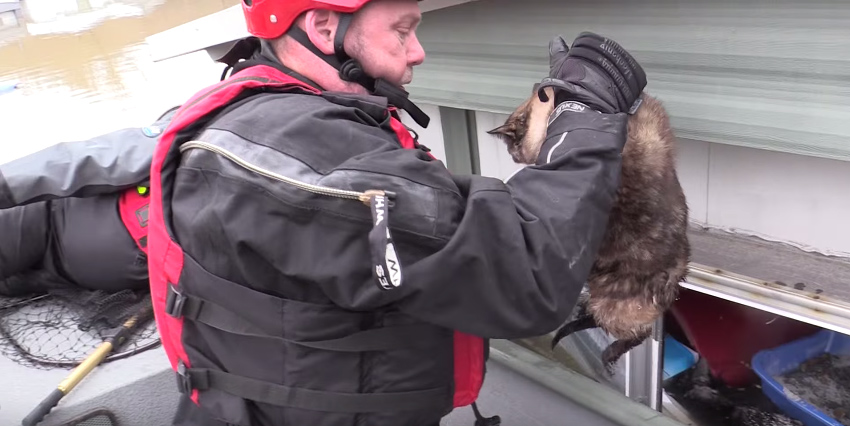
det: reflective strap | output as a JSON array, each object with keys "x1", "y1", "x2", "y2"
[
  {"x1": 165, "y1": 284, "x2": 447, "y2": 352},
  {"x1": 177, "y1": 361, "x2": 451, "y2": 413}
]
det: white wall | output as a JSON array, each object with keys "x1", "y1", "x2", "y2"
[
  {"x1": 473, "y1": 110, "x2": 525, "y2": 180},
  {"x1": 677, "y1": 139, "x2": 850, "y2": 257},
  {"x1": 475, "y1": 111, "x2": 850, "y2": 258}
]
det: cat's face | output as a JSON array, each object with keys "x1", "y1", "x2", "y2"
[
  {"x1": 486, "y1": 108, "x2": 529, "y2": 163},
  {"x1": 487, "y1": 85, "x2": 555, "y2": 164}
]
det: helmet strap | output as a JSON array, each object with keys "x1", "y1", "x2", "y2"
[
  {"x1": 285, "y1": 16, "x2": 430, "y2": 128},
  {"x1": 214, "y1": 36, "x2": 325, "y2": 90}
]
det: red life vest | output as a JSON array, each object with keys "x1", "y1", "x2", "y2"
[{"x1": 147, "y1": 64, "x2": 484, "y2": 412}]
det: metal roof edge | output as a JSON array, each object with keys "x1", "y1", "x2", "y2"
[{"x1": 144, "y1": 0, "x2": 481, "y2": 63}]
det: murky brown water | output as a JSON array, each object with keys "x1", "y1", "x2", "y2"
[{"x1": 0, "y1": 0, "x2": 240, "y2": 163}]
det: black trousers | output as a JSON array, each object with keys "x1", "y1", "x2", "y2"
[
  {"x1": 0, "y1": 194, "x2": 148, "y2": 294},
  {"x1": 0, "y1": 200, "x2": 48, "y2": 280}
]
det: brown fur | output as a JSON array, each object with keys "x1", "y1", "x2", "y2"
[{"x1": 488, "y1": 86, "x2": 691, "y2": 374}]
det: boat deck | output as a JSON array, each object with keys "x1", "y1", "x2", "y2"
[{"x1": 0, "y1": 336, "x2": 683, "y2": 426}]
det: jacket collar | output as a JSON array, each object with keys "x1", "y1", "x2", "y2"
[{"x1": 217, "y1": 37, "x2": 394, "y2": 124}]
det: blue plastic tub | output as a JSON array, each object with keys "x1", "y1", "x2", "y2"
[
  {"x1": 752, "y1": 329, "x2": 850, "y2": 426},
  {"x1": 663, "y1": 334, "x2": 698, "y2": 380}
]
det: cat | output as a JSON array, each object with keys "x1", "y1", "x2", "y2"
[{"x1": 488, "y1": 85, "x2": 691, "y2": 375}]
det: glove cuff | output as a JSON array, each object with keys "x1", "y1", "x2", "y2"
[
  {"x1": 539, "y1": 77, "x2": 645, "y2": 117},
  {"x1": 537, "y1": 77, "x2": 618, "y2": 114},
  {"x1": 547, "y1": 100, "x2": 600, "y2": 126}
]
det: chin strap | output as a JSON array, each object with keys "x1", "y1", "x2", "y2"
[{"x1": 286, "y1": 16, "x2": 430, "y2": 128}]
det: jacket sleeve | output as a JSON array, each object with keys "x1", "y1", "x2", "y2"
[
  {"x1": 0, "y1": 106, "x2": 179, "y2": 209},
  {"x1": 324, "y1": 108, "x2": 627, "y2": 339}
]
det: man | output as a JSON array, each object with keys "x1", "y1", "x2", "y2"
[
  {"x1": 146, "y1": 0, "x2": 647, "y2": 425},
  {"x1": 0, "y1": 107, "x2": 177, "y2": 297}
]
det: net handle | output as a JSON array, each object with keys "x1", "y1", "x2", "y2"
[{"x1": 21, "y1": 294, "x2": 154, "y2": 426}]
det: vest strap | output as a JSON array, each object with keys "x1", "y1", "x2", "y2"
[
  {"x1": 165, "y1": 283, "x2": 448, "y2": 352},
  {"x1": 176, "y1": 360, "x2": 451, "y2": 413}
]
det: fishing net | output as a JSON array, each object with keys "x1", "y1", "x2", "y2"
[{"x1": 0, "y1": 287, "x2": 160, "y2": 370}]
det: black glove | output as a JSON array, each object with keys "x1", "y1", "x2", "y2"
[{"x1": 538, "y1": 32, "x2": 647, "y2": 115}]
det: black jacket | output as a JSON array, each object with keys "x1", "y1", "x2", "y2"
[{"x1": 159, "y1": 48, "x2": 628, "y2": 426}]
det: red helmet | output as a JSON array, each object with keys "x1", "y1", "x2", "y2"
[
  {"x1": 242, "y1": 0, "x2": 373, "y2": 40},
  {"x1": 238, "y1": 0, "x2": 430, "y2": 128}
]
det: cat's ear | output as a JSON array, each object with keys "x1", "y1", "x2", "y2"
[{"x1": 487, "y1": 122, "x2": 516, "y2": 140}]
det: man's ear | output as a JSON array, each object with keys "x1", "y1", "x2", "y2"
[{"x1": 304, "y1": 9, "x2": 339, "y2": 56}]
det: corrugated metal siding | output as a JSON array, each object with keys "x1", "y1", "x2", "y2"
[{"x1": 407, "y1": 0, "x2": 850, "y2": 161}]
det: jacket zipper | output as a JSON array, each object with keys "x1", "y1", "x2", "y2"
[
  {"x1": 179, "y1": 140, "x2": 404, "y2": 292},
  {"x1": 179, "y1": 141, "x2": 387, "y2": 205}
]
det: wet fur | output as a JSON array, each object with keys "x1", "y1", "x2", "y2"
[{"x1": 488, "y1": 86, "x2": 691, "y2": 375}]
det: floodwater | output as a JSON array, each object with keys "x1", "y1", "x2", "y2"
[{"x1": 0, "y1": 0, "x2": 240, "y2": 164}]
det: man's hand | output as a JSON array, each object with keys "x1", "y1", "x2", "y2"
[{"x1": 539, "y1": 32, "x2": 647, "y2": 115}]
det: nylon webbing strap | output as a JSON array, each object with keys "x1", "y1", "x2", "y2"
[
  {"x1": 287, "y1": 27, "x2": 345, "y2": 70},
  {"x1": 284, "y1": 26, "x2": 430, "y2": 128},
  {"x1": 166, "y1": 286, "x2": 446, "y2": 351},
  {"x1": 290, "y1": 323, "x2": 444, "y2": 352},
  {"x1": 333, "y1": 14, "x2": 354, "y2": 62},
  {"x1": 168, "y1": 287, "x2": 269, "y2": 337},
  {"x1": 183, "y1": 366, "x2": 451, "y2": 413}
]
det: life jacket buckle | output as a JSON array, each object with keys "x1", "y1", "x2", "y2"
[
  {"x1": 176, "y1": 359, "x2": 193, "y2": 395},
  {"x1": 165, "y1": 284, "x2": 187, "y2": 318}
]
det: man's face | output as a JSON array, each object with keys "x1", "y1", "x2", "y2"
[{"x1": 346, "y1": 0, "x2": 425, "y2": 87}]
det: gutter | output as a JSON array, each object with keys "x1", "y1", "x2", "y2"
[{"x1": 683, "y1": 263, "x2": 850, "y2": 336}]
